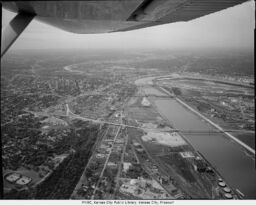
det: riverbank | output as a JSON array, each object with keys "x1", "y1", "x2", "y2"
[
  {"x1": 152, "y1": 96, "x2": 255, "y2": 198},
  {"x1": 158, "y1": 85, "x2": 255, "y2": 155},
  {"x1": 134, "y1": 75, "x2": 255, "y2": 198}
]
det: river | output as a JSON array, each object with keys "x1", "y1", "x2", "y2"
[{"x1": 144, "y1": 86, "x2": 255, "y2": 199}]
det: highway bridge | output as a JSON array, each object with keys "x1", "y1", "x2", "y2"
[{"x1": 65, "y1": 103, "x2": 254, "y2": 134}]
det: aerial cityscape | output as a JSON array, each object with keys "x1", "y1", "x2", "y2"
[{"x1": 1, "y1": 49, "x2": 255, "y2": 199}]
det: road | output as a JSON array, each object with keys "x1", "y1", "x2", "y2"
[
  {"x1": 65, "y1": 103, "x2": 253, "y2": 134},
  {"x1": 113, "y1": 128, "x2": 129, "y2": 198},
  {"x1": 70, "y1": 126, "x2": 110, "y2": 199},
  {"x1": 91, "y1": 125, "x2": 121, "y2": 199}
]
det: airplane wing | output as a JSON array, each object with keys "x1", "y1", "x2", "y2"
[{"x1": 1, "y1": 0, "x2": 250, "y2": 56}]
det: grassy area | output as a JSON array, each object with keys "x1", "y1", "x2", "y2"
[
  {"x1": 35, "y1": 126, "x2": 100, "y2": 199},
  {"x1": 160, "y1": 154, "x2": 196, "y2": 183}
]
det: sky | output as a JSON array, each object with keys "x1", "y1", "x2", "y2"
[{"x1": 2, "y1": 1, "x2": 255, "y2": 51}]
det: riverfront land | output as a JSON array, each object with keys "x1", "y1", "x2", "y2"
[
  {"x1": 155, "y1": 75, "x2": 255, "y2": 150},
  {"x1": 1, "y1": 49, "x2": 254, "y2": 199}
]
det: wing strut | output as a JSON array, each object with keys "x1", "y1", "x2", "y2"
[{"x1": 1, "y1": 11, "x2": 35, "y2": 57}]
